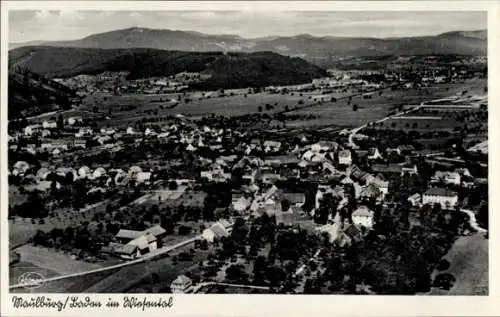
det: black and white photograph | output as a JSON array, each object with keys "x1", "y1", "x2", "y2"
[{"x1": 2, "y1": 2, "x2": 492, "y2": 304}]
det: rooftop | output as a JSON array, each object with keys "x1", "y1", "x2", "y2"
[{"x1": 424, "y1": 187, "x2": 458, "y2": 197}]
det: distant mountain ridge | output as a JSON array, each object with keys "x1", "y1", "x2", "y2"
[{"x1": 9, "y1": 28, "x2": 487, "y2": 67}]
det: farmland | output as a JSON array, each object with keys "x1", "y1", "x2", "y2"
[
  {"x1": 81, "y1": 92, "x2": 307, "y2": 128},
  {"x1": 53, "y1": 78, "x2": 486, "y2": 133},
  {"x1": 430, "y1": 233, "x2": 488, "y2": 295},
  {"x1": 10, "y1": 245, "x2": 105, "y2": 282}
]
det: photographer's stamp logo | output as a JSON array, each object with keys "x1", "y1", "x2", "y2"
[{"x1": 17, "y1": 272, "x2": 45, "y2": 289}]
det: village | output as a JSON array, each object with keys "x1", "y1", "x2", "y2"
[{"x1": 8, "y1": 73, "x2": 488, "y2": 293}]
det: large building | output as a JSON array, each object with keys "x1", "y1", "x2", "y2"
[{"x1": 422, "y1": 187, "x2": 459, "y2": 209}]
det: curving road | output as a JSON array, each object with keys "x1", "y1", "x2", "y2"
[{"x1": 460, "y1": 209, "x2": 487, "y2": 233}]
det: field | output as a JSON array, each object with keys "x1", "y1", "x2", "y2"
[
  {"x1": 52, "y1": 78, "x2": 486, "y2": 132},
  {"x1": 9, "y1": 244, "x2": 105, "y2": 286},
  {"x1": 382, "y1": 117, "x2": 462, "y2": 132},
  {"x1": 81, "y1": 92, "x2": 308, "y2": 128},
  {"x1": 285, "y1": 80, "x2": 485, "y2": 128},
  {"x1": 430, "y1": 233, "x2": 488, "y2": 295}
]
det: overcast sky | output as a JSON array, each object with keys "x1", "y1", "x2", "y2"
[{"x1": 9, "y1": 10, "x2": 486, "y2": 43}]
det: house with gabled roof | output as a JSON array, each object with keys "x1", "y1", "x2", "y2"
[
  {"x1": 263, "y1": 140, "x2": 282, "y2": 153},
  {"x1": 422, "y1": 187, "x2": 458, "y2": 209},
  {"x1": 352, "y1": 206, "x2": 375, "y2": 229},
  {"x1": 202, "y1": 221, "x2": 230, "y2": 243},
  {"x1": 170, "y1": 275, "x2": 193, "y2": 293}
]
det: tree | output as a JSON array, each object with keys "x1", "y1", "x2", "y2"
[
  {"x1": 433, "y1": 273, "x2": 456, "y2": 290},
  {"x1": 225, "y1": 264, "x2": 249, "y2": 284},
  {"x1": 57, "y1": 114, "x2": 64, "y2": 130},
  {"x1": 168, "y1": 181, "x2": 178, "y2": 190},
  {"x1": 352, "y1": 104, "x2": 358, "y2": 112}
]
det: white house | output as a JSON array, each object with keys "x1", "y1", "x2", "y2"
[
  {"x1": 367, "y1": 148, "x2": 383, "y2": 160},
  {"x1": 41, "y1": 129, "x2": 52, "y2": 138},
  {"x1": 408, "y1": 193, "x2": 422, "y2": 207},
  {"x1": 263, "y1": 140, "x2": 282, "y2": 153},
  {"x1": 36, "y1": 167, "x2": 52, "y2": 180},
  {"x1": 231, "y1": 194, "x2": 250, "y2": 212},
  {"x1": 78, "y1": 166, "x2": 91, "y2": 178},
  {"x1": 42, "y1": 121, "x2": 57, "y2": 129},
  {"x1": 24, "y1": 124, "x2": 42, "y2": 136},
  {"x1": 136, "y1": 172, "x2": 152, "y2": 184},
  {"x1": 401, "y1": 165, "x2": 418, "y2": 176},
  {"x1": 352, "y1": 206, "x2": 375, "y2": 229},
  {"x1": 12, "y1": 161, "x2": 30, "y2": 177},
  {"x1": 422, "y1": 187, "x2": 458, "y2": 209},
  {"x1": 202, "y1": 222, "x2": 229, "y2": 243},
  {"x1": 145, "y1": 128, "x2": 155, "y2": 136},
  {"x1": 52, "y1": 148, "x2": 62, "y2": 156},
  {"x1": 170, "y1": 275, "x2": 193, "y2": 293},
  {"x1": 67, "y1": 117, "x2": 82, "y2": 126},
  {"x1": 311, "y1": 141, "x2": 338, "y2": 153},
  {"x1": 369, "y1": 176, "x2": 389, "y2": 196},
  {"x1": 75, "y1": 127, "x2": 93, "y2": 138},
  {"x1": 338, "y1": 150, "x2": 352, "y2": 165},
  {"x1": 433, "y1": 171, "x2": 461, "y2": 186},
  {"x1": 92, "y1": 167, "x2": 107, "y2": 179}
]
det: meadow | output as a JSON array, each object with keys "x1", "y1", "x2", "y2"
[{"x1": 430, "y1": 233, "x2": 488, "y2": 295}]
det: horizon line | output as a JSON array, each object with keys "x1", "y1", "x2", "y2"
[{"x1": 8, "y1": 26, "x2": 487, "y2": 45}]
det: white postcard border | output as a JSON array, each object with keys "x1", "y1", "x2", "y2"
[{"x1": 1, "y1": 1, "x2": 499, "y2": 317}]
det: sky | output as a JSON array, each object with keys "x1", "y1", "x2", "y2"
[{"x1": 9, "y1": 10, "x2": 486, "y2": 43}]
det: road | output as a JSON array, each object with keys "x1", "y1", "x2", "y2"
[
  {"x1": 190, "y1": 282, "x2": 270, "y2": 293},
  {"x1": 460, "y1": 209, "x2": 487, "y2": 233},
  {"x1": 347, "y1": 104, "x2": 424, "y2": 148}
]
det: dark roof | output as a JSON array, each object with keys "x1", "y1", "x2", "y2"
[
  {"x1": 116, "y1": 229, "x2": 143, "y2": 240},
  {"x1": 264, "y1": 155, "x2": 300, "y2": 165},
  {"x1": 282, "y1": 193, "x2": 306, "y2": 204},
  {"x1": 343, "y1": 224, "x2": 363, "y2": 240},
  {"x1": 338, "y1": 150, "x2": 351, "y2": 157},
  {"x1": 145, "y1": 225, "x2": 166, "y2": 237},
  {"x1": 371, "y1": 164, "x2": 402, "y2": 174},
  {"x1": 424, "y1": 187, "x2": 458, "y2": 197}
]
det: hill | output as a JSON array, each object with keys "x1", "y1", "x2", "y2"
[
  {"x1": 9, "y1": 47, "x2": 327, "y2": 89},
  {"x1": 8, "y1": 67, "x2": 78, "y2": 119},
  {"x1": 9, "y1": 28, "x2": 487, "y2": 67}
]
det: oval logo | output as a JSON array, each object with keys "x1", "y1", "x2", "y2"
[{"x1": 17, "y1": 272, "x2": 45, "y2": 289}]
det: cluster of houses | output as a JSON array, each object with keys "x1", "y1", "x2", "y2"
[{"x1": 55, "y1": 71, "x2": 211, "y2": 96}]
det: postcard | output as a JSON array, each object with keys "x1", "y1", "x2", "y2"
[{"x1": 1, "y1": 1, "x2": 499, "y2": 316}]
